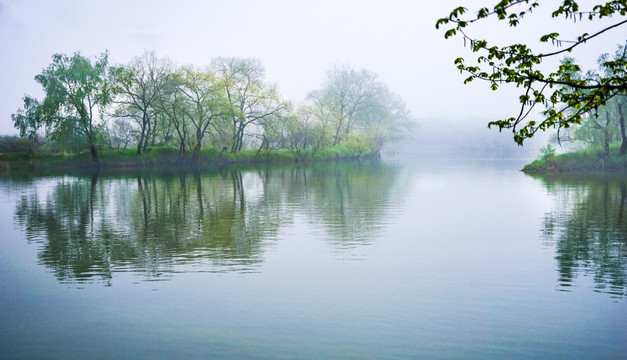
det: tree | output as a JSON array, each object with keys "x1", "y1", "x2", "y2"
[
  {"x1": 308, "y1": 65, "x2": 380, "y2": 146},
  {"x1": 307, "y1": 65, "x2": 412, "y2": 153},
  {"x1": 437, "y1": 1, "x2": 627, "y2": 145},
  {"x1": 156, "y1": 71, "x2": 192, "y2": 154},
  {"x1": 254, "y1": 100, "x2": 292, "y2": 157},
  {"x1": 108, "y1": 118, "x2": 135, "y2": 150},
  {"x1": 618, "y1": 95, "x2": 627, "y2": 154},
  {"x1": 355, "y1": 87, "x2": 413, "y2": 154},
  {"x1": 578, "y1": 102, "x2": 620, "y2": 158},
  {"x1": 112, "y1": 51, "x2": 171, "y2": 155},
  {"x1": 12, "y1": 51, "x2": 113, "y2": 162},
  {"x1": 212, "y1": 57, "x2": 290, "y2": 152},
  {"x1": 553, "y1": 48, "x2": 627, "y2": 157},
  {"x1": 177, "y1": 66, "x2": 226, "y2": 157},
  {"x1": 307, "y1": 91, "x2": 336, "y2": 152},
  {"x1": 281, "y1": 105, "x2": 318, "y2": 159},
  {"x1": 599, "y1": 47, "x2": 627, "y2": 154}
]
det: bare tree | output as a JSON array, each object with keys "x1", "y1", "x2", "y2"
[
  {"x1": 112, "y1": 51, "x2": 171, "y2": 154},
  {"x1": 108, "y1": 118, "x2": 135, "y2": 150}
]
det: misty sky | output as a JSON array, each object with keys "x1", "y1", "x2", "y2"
[{"x1": 0, "y1": 0, "x2": 624, "y2": 139}]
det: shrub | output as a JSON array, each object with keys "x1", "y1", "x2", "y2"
[
  {"x1": 538, "y1": 144, "x2": 556, "y2": 160},
  {"x1": 0, "y1": 136, "x2": 42, "y2": 154}
]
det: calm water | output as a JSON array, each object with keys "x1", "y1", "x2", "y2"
[{"x1": 0, "y1": 159, "x2": 625, "y2": 359}]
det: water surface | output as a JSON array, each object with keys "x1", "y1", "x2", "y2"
[{"x1": 0, "y1": 160, "x2": 625, "y2": 359}]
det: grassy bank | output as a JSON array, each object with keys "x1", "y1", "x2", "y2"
[
  {"x1": 0, "y1": 145, "x2": 376, "y2": 173},
  {"x1": 523, "y1": 142, "x2": 627, "y2": 173}
]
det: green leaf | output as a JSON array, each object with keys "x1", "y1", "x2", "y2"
[
  {"x1": 435, "y1": 18, "x2": 449, "y2": 29},
  {"x1": 444, "y1": 29, "x2": 457, "y2": 39}
]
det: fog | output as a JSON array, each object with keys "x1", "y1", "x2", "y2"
[{"x1": 0, "y1": 0, "x2": 624, "y2": 155}]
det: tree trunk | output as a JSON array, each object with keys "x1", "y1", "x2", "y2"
[
  {"x1": 255, "y1": 137, "x2": 266, "y2": 157},
  {"x1": 142, "y1": 116, "x2": 151, "y2": 153},
  {"x1": 602, "y1": 129, "x2": 610, "y2": 159},
  {"x1": 90, "y1": 144, "x2": 99, "y2": 165},
  {"x1": 618, "y1": 103, "x2": 626, "y2": 155},
  {"x1": 235, "y1": 122, "x2": 245, "y2": 152},
  {"x1": 137, "y1": 113, "x2": 148, "y2": 155},
  {"x1": 193, "y1": 143, "x2": 201, "y2": 160},
  {"x1": 151, "y1": 113, "x2": 158, "y2": 146},
  {"x1": 333, "y1": 122, "x2": 342, "y2": 146}
]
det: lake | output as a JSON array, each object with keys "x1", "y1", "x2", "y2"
[{"x1": 0, "y1": 159, "x2": 625, "y2": 359}]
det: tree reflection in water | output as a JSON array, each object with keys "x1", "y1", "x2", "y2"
[
  {"x1": 538, "y1": 174, "x2": 627, "y2": 298},
  {"x1": 13, "y1": 161, "x2": 406, "y2": 285}
]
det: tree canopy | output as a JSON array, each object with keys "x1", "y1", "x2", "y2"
[
  {"x1": 437, "y1": 0, "x2": 626, "y2": 145},
  {"x1": 111, "y1": 51, "x2": 171, "y2": 155},
  {"x1": 307, "y1": 65, "x2": 412, "y2": 154},
  {"x1": 12, "y1": 51, "x2": 113, "y2": 161}
]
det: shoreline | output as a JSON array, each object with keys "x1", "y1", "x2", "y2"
[
  {"x1": 522, "y1": 143, "x2": 627, "y2": 174},
  {"x1": 0, "y1": 146, "x2": 379, "y2": 175}
]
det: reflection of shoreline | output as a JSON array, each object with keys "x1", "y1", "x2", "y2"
[
  {"x1": 534, "y1": 174, "x2": 627, "y2": 298},
  {"x1": 13, "y1": 161, "x2": 407, "y2": 285}
]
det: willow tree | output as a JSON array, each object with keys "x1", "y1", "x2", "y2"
[
  {"x1": 437, "y1": 1, "x2": 626, "y2": 145},
  {"x1": 13, "y1": 51, "x2": 113, "y2": 162}
]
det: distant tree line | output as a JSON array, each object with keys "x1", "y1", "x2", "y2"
[{"x1": 11, "y1": 51, "x2": 412, "y2": 162}]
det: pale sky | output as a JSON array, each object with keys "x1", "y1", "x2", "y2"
[{"x1": 0, "y1": 0, "x2": 624, "y2": 138}]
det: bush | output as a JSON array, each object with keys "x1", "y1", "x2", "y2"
[
  {"x1": 200, "y1": 147, "x2": 221, "y2": 160},
  {"x1": 538, "y1": 144, "x2": 556, "y2": 160},
  {"x1": 0, "y1": 136, "x2": 42, "y2": 154},
  {"x1": 523, "y1": 141, "x2": 627, "y2": 173}
]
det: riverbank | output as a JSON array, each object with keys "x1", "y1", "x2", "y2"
[
  {"x1": 0, "y1": 145, "x2": 377, "y2": 174},
  {"x1": 523, "y1": 142, "x2": 627, "y2": 173}
]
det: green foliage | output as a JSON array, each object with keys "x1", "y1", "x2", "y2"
[
  {"x1": 199, "y1": 147, "x2": 221, "y2": 159},
  {"x1": 110, "y1": 51, "x2": 171, "y2": 154},
  {"x1": 0, "y1": 143, "x2": 377, "y2": 172},
  {"x1": 216, "y1": 150, "x2": 235, "y2": 162},
  {"x1": 12, "y1": 51, "x2": 114, "y2": 160},
  {"x1": 538, "y1": 143, "x2": 557, "y2": 160},
  {"x1": 312, "y1": 145, "x2": 359, "y2": 160},
  {"x1": 234, "y1": 150, "x2": 258, "y2": 163},
  {"x1": 253, "y1": 149, "x2": 296, "y2": 162},
  {"x1": 525, "y1": 141, "x2": 626, "y2": 172},
  {"x1": 212, "y1": 57, "x2": 291, "y2": 153},
  {"x1": 307, "y1": 65, "x2": 413, "y2": 152},
  {"x1": 0, "y1": 136, "x2": 43, "y2": 154},
  {"x1": 438, "y1": 1, "x2": 627, "y2": 145},
  {"x1": 14, "y1": 51, "x2": 409, "y2": 168},
  {"x1": 551, "y1": 49, "x2": 627, "y2": 157}
]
